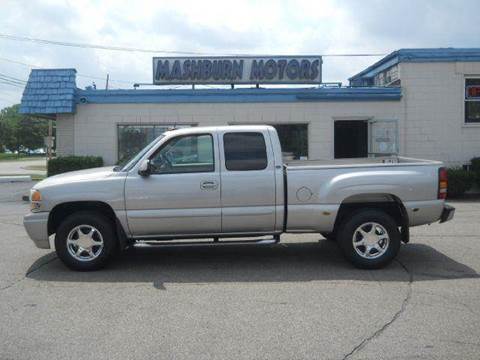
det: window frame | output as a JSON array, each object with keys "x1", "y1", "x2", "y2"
[
  {"x1": 223, "y1": 131, "x2": 269, "y2": 172},
  {"x1": 148, "y1": 133, "x2": 216, "y2": 175},
  {"x1": 464, "y1": 77, "x2": 480, "y2": 125}
]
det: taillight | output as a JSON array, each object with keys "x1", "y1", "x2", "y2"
[{"x1": 438, "y1": 167, "x2": 448, "y2": 199}]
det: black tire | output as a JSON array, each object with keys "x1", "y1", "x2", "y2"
[
  {"x1": 337, "y1": 209, "x2": 401, "y2": 269},
  {"x1": 320, "y1": 232, "x2": 336, "y2": 241},
  {"x1": 55, "y1": 211, "x2": 117, "y2": 271}
]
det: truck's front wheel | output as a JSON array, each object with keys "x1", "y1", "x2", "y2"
[
  {"x1": 55, "y1": 211, "x2": 117, "y2": 271},
  {"x1": 337, "y1": 210, "x2": 401, "y2": 269}
]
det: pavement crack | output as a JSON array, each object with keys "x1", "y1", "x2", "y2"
[
  {"x1": 342, "y1": 259, "x2": 413, "y2": 360},
  {"x1": 0, "y1": 279, "x2": 24, "y2": 291}
]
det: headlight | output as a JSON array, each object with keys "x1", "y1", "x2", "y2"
[{"x1": 30, "y1": 189, "x2": 42, "y2": 212}]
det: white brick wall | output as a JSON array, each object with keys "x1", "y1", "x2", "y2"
[
  {"x1": 63, "y1": 101, "x2": 402, "y2": 165},
  {"x1": 401, "y1": 62, "x2": 480, "y2": 166},
  {"x1": 56, "y1": 114, "x2": 74, "y2": 155}
]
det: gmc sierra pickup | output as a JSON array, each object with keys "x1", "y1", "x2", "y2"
[{"x1": 24, "y1": 125, "x2": 454, "y2": 271}]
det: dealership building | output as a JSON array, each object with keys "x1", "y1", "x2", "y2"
[{"x1": 19, "y1": 48, "x2": 480, "y2": 166}]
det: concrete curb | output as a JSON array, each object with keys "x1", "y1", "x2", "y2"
[{"x1": 0, "y1": 175, "x2": 32, "y2": 183}]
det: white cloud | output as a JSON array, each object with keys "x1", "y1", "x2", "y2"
[{"x1": 0, "y1": 0, "x2": 479, "y2": 109}]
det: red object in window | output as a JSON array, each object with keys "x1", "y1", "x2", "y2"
[
  {"x1": 467, "y1": 85, "x2": 480, "y2": 98},
  {"x1": 438, "y1": 167, "x2": 448, "y2": 200}
]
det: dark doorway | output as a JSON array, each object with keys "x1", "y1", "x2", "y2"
[{"x1": 334, "y1": 121, "x2": 368, "y2": 158}]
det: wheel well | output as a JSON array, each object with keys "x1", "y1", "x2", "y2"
[
  {"x1": 48, "y1": 201, "x2": 117, "y2": 236},
  {"x1": 333, "y1": 194, "x2": 409, "y2": 233}
]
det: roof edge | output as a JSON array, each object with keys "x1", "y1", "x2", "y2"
[
  {"x1": 76, "y1": 86, "x2": 402, "y2": 105},
  {"x1": 350, "y1": 47, "x2": 480, "y2": 82}
]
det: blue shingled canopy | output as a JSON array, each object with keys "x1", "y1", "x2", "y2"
[
  {"x1": 20, "y1": 69, "x2": 77, "y2": 115},
  {"x1": 349, "y1": 48, "x2": 480, "y2": 86}
]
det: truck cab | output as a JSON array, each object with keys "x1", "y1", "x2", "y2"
[{"x1": 124, "y1": 126, "x2": 284, "y2": 238}]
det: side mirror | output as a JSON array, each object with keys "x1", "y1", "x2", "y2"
[{"x1": 138, "y1": 159, "x2": 151, "y2": 177}]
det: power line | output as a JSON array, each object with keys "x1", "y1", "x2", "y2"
[
  {"x1": 0, "y1": 72, "x2": 28, "y2": 90},
  {"x1": 0, "y1": 33, "x2": 387, "y2": 57},
  {"x1": 0, "y1": 33, "x2": 217, "y2": 55},
  {"x1": 0, "y1": 56, "x2": 136, "y2": 85},
  {"x1": 0, "y1": 72, "x2": 26, "y2": 84},
  {"x1": 0, "y1": 80, "x2": 24, "y2": 88}
]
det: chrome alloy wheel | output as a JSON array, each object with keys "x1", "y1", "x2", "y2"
[
  {"x1": 352, "y1": 222, "x2": 390, "y2": 259},
  {"x1": 66, "y1": 225, "x2": 104, "y2": 262}
]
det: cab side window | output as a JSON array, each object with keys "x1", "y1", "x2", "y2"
[
  {"x1": 150, "y1": 134, "x2": 214, "y2": 174},
  {"x1": 223, "y1": 132, "x2": 268, "y2": 171}
]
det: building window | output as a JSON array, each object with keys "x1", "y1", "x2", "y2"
[
  {"x1": 117, "y1": 124, "x2": 191, "y2": 164},
  {"x1": 465, "y1": 79, "x2": 480, "y2": 123},
  {"x1": 271, "y1": 124, "x2": 308, "y2": 160}
]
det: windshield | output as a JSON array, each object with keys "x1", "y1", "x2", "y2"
[{"x1": 120, "y1": 135, "x2": 165, "y2": 171}]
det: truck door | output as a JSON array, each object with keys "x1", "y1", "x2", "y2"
[
  {"x1": 124, "y1": 132, "x2": 221, "y2": 237},
  {"x1": 219, "y1": 130, "x2": 276, "y2": 233}
]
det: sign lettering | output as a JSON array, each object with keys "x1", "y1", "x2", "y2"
[{"x1": 152, "y1": 56, "x2": 322, "y2": 85}]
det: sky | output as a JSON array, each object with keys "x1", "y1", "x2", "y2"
[{"x1": 1, "y1": 0, "x2": 479, "y2": 109}]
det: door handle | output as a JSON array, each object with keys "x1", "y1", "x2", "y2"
[{"x1": 200, "y1": 180, "x2": 218, "y2": 190}]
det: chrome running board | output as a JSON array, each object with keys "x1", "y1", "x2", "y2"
[{"x1": 134, "y1": 236, "x2": 280, "y2": 248}]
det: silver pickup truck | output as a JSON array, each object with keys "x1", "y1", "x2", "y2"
[{"x1": 24, "y1": 125, "x2": 454, "y2": 271}]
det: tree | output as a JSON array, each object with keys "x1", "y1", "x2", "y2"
[
  {"x1": 0, "y1": 104, "x2": 49, "y2": 153},
  {"x1": 17, "y1": 117, "x2": 49, "y2": 152},
  {"x1": 0, "y1": 104, "x2": 21, "y2": 152}
]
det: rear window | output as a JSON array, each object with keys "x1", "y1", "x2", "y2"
[{"x1": 224, "y1": 132, "x2": 268, "y2": 171}]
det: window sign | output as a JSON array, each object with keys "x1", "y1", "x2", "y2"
[
  {"x1": 465, "y1": 79, "x2": 480, "y2": 123},
  {"x1": 368, "y1": 120, "x2": 399, "y2": 156},
  {"x1": 466, "y1": 85, "x2": 480, "y2": 99}
]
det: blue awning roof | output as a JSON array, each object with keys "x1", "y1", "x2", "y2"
[
  {"x1": 20, "y1": 69, "x2": 77, "y2": 115},
  {"x1": 350, "y1": 48, "x2": 480, "y2": 84}
]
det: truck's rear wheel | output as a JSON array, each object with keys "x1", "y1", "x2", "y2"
[
  {"x1": 55, "y1": 211, "x2": 117, "y2": 271},
  {"x1": 337, "y1": 210, "x2": 400, "y2": 269}
]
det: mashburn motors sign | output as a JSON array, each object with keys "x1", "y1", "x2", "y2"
[{"x1": 152, "y1": 56, "x2": 322, "y2": 85}]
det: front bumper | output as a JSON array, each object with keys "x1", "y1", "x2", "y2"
[
  {"x1": 23, "y1": 212, "x2": 50, "y2": 249},
  {"x1": 439, "y1": 204, "x2": 455, "y2": 223}
]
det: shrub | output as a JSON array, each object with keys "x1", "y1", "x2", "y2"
[
  {"x1": 47, "y1": 156, "x2": 103, "y2": 177},
  {"x1": 471, "y1": 157, "x2": 480, "y2": 172},
  {"x1": 447, "y1": 167, "x2": 475, "y2": 198}
]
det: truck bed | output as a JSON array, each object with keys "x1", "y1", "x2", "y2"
[
  {"x1": 283, "y1": 156, "x2": 444, "y2": 232},
  {"x1": 285, "y1": 156, "x2": 442, "y2": 170}
]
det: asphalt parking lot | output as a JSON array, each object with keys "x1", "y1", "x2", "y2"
[{"x1": 0, "y1": 182, "x2": 479, "y2": 360}]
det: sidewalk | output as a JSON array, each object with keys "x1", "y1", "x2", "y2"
[{"x1": 0, "y1": 158, "x2": 46, "y2": 176}]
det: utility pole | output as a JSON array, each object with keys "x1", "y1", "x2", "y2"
[
  {"x1": 47, "y1": 119, "x2": 53, "y2": 160},
  {"x1": 106, "y1": 74, "x2": 109, "y2": 91}
]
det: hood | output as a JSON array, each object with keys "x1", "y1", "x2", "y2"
[{"x1": 34, "y1": 166, "x2": 123, "y2": 189}]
